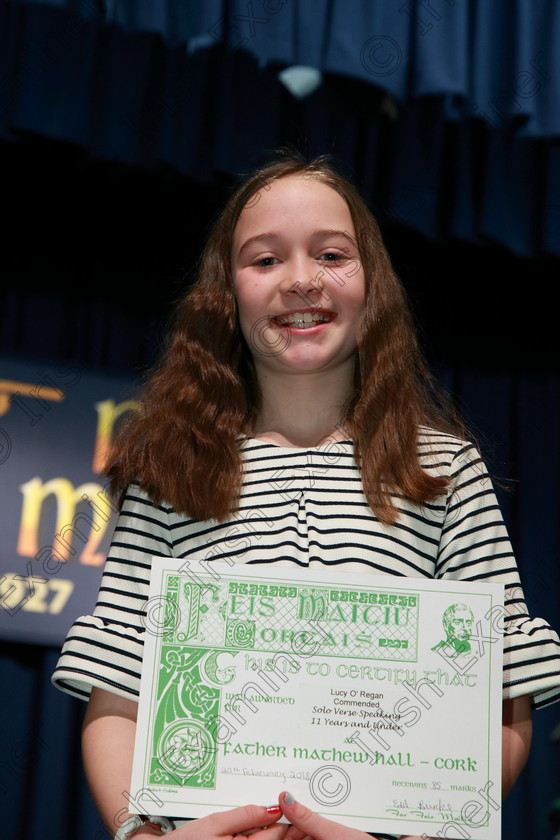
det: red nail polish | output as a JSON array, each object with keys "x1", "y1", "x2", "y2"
[{"x1": 266, "y1": 805, "x2": 282, "y2": 815}]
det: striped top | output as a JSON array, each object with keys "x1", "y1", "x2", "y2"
[{"x1": 52, "y1": 429, "x2": 560, "y2": 709}]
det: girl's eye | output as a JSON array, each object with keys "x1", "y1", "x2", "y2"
[
  {"x1": 254, "y1": 256, "x2": 278, "y2": 267},
  {"x1": 320, "y1": 251, "x2": 347, "y2": 263}
]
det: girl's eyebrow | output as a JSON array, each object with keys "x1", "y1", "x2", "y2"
[
  {"x1": 236, "y1": 232, "x2": 280, "y2": 258},
  {"x1": 314, "y1": 228, "x2": 358, "y2": 247},
  {"x1": 236, "y1": 228, "x2": 357, "y2": 258}
]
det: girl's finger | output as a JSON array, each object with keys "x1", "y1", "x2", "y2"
[
  {"x1": 198, "y1": 804, "x2": 284, "y2": 836},
  {"x1": 280, "y1": 821, "x2": 310, "y2": 840},
  {"x1": 279, "y1": 792, "x2": 369, "y2": 840},
  {"x1": 279, "y1": 792, "x2": 333, "y2": 839},
  {"x1": 239, "y1": 822, "x2": 291, "y2": 840}
]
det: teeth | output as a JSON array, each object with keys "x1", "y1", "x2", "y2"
[{"x1": 276, "y1": 311, "x2": 331, "y2": 327}]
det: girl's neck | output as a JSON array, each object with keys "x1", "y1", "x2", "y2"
[{"x1": 251, "y1": 365, "x2": 355, "y2": 449}]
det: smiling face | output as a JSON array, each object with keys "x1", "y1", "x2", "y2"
[{"x1": 231, "y1": 175, "x2": 366, "y2": 381}]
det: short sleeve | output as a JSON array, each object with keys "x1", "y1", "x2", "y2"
[
  {"x1": 51, "y1": 483, "x2": 173, "y2": 701},
  {"x1": 435, "y1": 441, "x2": 560, "y2": 709}
]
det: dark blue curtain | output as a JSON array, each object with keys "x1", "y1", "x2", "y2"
[
  {"x1": 0, "y1": 0, "x2": 559, "y2": 257},
  {"x1": 6, "y1": 0, "x2": 560, "y2": 138},
  {"x1": 1, "y1": 1, "x2": 560, "y2": 837}
]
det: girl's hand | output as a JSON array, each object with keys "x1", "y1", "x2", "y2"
[
  {"x1": 132, "y1": 804, "x2": 288, "y2": 840},
  {"x1": 278, "y1": 792, "x2": 376, "y2": 840},
  {"x1": 278, "y1": 793, "x2": 434, "y2": 840}
]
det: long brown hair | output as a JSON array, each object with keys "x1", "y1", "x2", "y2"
[{"x1": 105, "y1": 150, "x2": 467, "y2": 524}]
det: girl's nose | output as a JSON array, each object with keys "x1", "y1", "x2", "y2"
[{"x1": 278, "y1": 261, "x2": 332, "y2": 305}]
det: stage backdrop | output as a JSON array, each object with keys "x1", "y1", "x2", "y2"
[{"x1": 0, "y1": 356, "x2": 139, "y2": 645}]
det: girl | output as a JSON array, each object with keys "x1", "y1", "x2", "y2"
[{"x1": 53, "y1": 151, "x2": 560, "y2": 839}]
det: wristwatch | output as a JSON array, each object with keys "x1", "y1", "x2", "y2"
[{"x1": 114, "y1": 815, "x2": 175, "y2": 839}]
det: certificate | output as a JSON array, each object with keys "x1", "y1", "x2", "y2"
[{"x1": 131, "y1": 559, "x2": 504, "y2": 839}]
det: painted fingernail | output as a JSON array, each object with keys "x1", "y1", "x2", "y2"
[
  {"x1": 284, "y1": 792, "x2": 295, "y2": 806},
  {"x1": 266, "y1": 805, "x2": 282, "y2": 814}
]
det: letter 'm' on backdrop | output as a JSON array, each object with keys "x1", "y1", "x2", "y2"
[{"x1": 0, "y1": 357, "x2": 139, "y2": 645}]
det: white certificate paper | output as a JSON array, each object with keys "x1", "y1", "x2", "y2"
[{"x1": 131, "y1": 559, "x2": 504, "y2": 839}]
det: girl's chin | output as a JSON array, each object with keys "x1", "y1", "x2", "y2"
[{"x1": 256, "y1": 352, "x2": 356, "y2": 376}]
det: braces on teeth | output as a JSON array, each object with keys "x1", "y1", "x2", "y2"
[{"x1": 278, "y1": 312, "x2": 330, "y2": 327}]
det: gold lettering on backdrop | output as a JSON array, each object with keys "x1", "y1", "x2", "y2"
[
  {"x1": 12, "y1": 384, "x2": 139, "y2": 572},
  {"x1": 17, "y1": 478, "x2": 114, "y2": 566},
  {"x1": 0, "y1": 379, "x2": 64, "y2": 418},
  {"x1": 91, "y1": 399, "x2": 142, "y2": 473}
]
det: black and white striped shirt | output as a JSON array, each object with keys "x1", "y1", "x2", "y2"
[{"x1": 52, "y1": 430, "x2": 560, "y2": 709}]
